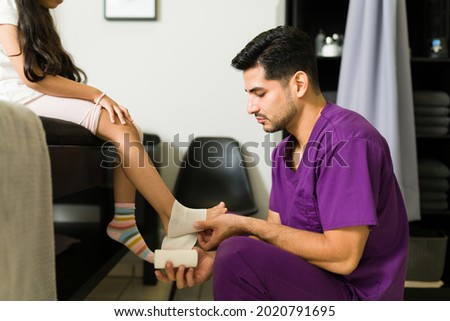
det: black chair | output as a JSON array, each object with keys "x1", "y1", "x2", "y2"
[
  {"x1": 173, "y1": 136, "x2": 258, "y2": 215},
  {"x1": 168, "y1": 136, "x2": 258, "y2": 300}
]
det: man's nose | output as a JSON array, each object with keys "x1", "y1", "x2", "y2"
[{"x1": 247, "y1": 97, "x2": 259, "y2": 115}]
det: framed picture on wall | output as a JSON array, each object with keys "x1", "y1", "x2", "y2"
[{"x1": 104, "y1": 0, "x2": 156, "y2": 20}]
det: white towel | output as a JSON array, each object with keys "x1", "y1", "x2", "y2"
[
  {"x1": 419, "y1": 178, "x2": 449, "y2": 192},
  {"x1": 416, "y1": 126, "x2": 449, "y2": 136},
  {"x1": 414, "y1": 106, "x2": 450, "y2": 117},
  {"x1": 420, "y1": 201, "x2": 448, "y2": 211},
  {"x1": 420, "y1": 191, "x2": 448, "y2": 202},
  {"x1": 415, "y1": 116, "x2": 450, "y2": 127},
  {"x1": 0, "y1": 101, "x2": 56, "y2": 300},
  {"x1": 413, "y1": 91, "x2": 450, "y2": 106},
  {"x1": 418, "y1": 159, "x2": 450, "y2": 179}
]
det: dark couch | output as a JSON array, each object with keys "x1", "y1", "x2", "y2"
[{"x1": 40, "y1": 117, "x2": 160, "y2": 300}]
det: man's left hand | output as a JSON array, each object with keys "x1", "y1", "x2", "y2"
[{"x1": 195, "y1": 213, "x2": 244, "y2": 250}]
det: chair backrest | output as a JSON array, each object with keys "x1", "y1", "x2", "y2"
[{"x1": 173, "y1": 136, "x2": 258, "y2": 216}]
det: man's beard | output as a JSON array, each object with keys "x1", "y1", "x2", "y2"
[{"x1": 262, "y1": 98, "x2": 297, "y2": 133}]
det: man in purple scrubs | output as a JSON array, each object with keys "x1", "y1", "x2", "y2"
[{"x1": 156, "y1": 25, "x2": 409, "y2": 300}]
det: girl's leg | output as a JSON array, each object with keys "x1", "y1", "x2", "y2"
[
  {"x1": 96, "y1": 110, "x2": 227, "y2": 262},
  {"x1": 26, "y1": 96, "x2": 226, "y2": 262},
  {"x1": 27, "y1": 96, "x2": 159, "y2": 261},
  {"x1": 106, "y1": 166, "x2": 154, "y2": 262},
  {"x1": 96, "y1": 110, "x2": 174, "y2": 230},
  {"x1": 113, "y1": 166, "x2": 136, "y2": 204}
]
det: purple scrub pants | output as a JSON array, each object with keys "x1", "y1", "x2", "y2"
[{"x1": 212, "y1": 236, "x2": 357, "y2": 301}]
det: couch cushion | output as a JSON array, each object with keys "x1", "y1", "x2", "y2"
[{"x1": 40, "y1": 117, "x2": 105, "y2": 146}]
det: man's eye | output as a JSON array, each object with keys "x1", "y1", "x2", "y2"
[{"x1": 256, "y1": 92, "x2": 265, "y2": 97}]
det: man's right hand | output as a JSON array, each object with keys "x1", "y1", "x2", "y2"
[{"x1": 154, "y1": 248, "x2": 215, "y2": 289}]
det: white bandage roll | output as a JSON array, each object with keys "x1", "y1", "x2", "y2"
[{"x1": 154, "y1": 249, "x2": 198, "y2": 269}]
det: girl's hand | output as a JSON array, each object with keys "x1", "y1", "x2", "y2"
[{"x1": 97, "y1": 94, "x2": 133, "y2": 125}]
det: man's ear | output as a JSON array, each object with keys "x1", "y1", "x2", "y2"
[{"x1": 291, "y1": 71, "x2": 309, "y2": 98}]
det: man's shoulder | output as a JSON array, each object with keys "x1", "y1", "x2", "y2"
[{"x1": 320, "y1": 103, "x2": 384, "y2": 142}]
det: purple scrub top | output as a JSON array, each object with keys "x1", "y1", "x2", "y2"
[{"x1": 269, "y1": 103, "x2": 409, "y2": 300}]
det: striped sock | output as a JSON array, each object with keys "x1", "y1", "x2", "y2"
[{"x1": 107, "y1": 203, "x2": 154, "y2": 263}]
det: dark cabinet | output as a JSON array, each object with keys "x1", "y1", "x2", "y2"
[
  {"x1": 406, "y1": 0, "x2": 450, "y2": 300},
  {"x1": 286, "y1": 0, "x2": 450, "y2": 300}
]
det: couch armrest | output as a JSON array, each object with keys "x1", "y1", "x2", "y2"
[
  {"x1": 40, "y1": 117, "x2": 114, "y2": 199},
  {"x1": 40, "y1": 116, "x2": 105, "y2": 146}
]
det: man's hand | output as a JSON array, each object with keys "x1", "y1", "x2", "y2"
[
  {"x1": 154, "y1": 248, "x2": 215, "y2": 289},
  {"x1": 195, "y1": 213, "x2": 245, "y2": 250}
]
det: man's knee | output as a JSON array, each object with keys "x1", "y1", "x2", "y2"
[
  {"x1": 213, "y1": 236, "x2": 265, "y2": 279},
  {"x1": 213, "y1": 236, "x2": 352, "y2": 300},
  {"x1": 213, "y1": 236, "x2": 268, "y2": 300},
  {"x1": 215, "y1": 236, "x2": 256, "y2": 265}
]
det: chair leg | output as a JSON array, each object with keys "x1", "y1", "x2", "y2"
[
  {"x1": 168, "y1": 282, "x2": 177, "y2": 301},
  {"x1": 168, "y1": 281, "x2": 208, "y2": 301},
  {"x1": 196, "y1": 282, "x2": 205, "y2": 300}
]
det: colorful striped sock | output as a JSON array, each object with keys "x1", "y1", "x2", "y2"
[{"x1": 107, "y1": 203, "x2": 154, "y2": 263}]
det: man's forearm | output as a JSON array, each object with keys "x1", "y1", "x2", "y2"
[{"x1": 237, "y1": 215, "x2": 366, "y2": 275}]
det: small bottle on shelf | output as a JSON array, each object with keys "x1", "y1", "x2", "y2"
[{"x1": 315, "y1": 29, "x2": 325, "y2": 57}]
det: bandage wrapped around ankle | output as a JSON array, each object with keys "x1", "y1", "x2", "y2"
[
  {"x1": 153, "y1": 200, "x2": 206, "y2": 269},
  {"x1": 167, "y1": 200, "x2": 206, "y2": 237}
]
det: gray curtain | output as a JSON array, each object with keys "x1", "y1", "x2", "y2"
[{"x1": 337, "y1": 0, "x2": 420, "y2": 221}]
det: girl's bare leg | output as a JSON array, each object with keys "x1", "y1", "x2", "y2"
[
  {"x1": 113, "y1": 166, "x2": 136, "y2": 204},
  {"x1": 97, "y1": 110, "x2": 174, "y2": 230},
  {"x1": 96, "y1": 110, "x2": 226, "y2": 262}
]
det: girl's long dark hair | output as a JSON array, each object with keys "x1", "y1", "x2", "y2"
[{"x1": 15, "y1": 0, "x2": 86, "y2": 83}]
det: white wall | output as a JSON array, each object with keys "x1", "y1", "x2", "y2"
[{"x1": 55, "y1": 0, "x2": 285, "y2": 218}]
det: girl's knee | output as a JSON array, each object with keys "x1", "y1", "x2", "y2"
[
  {"x1": 133, "y1": 123, "x2": 144, "y2": 143},
  {"x1": 98, "y1": 110, "x2": 142, "y2": 143}
]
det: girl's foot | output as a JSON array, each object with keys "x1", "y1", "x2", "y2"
[
  {"x1": 206, "y1": 201, "x2": 228, "y2": 220},
  {"x1": 107, "y1": 203, "x2": 154, "y2": 263}
]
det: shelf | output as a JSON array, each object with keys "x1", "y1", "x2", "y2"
[
  {"x1": 419, "y1": 212, "x2": 450, "y2": 227},
  {"x1": 318, "y1": 56, "x2": 450, "y2": 63},
  {"x1": 416, "y1": 135, "x2": 450, "y2": 140},
  {"x1": 411, "y1": 57, "x2": 450, "y2": 63},
  {"x1": 318, "y1": 55, "x2": 450, "y2": 62},
  {"x1": 317, "y1": 56, "x2": 342, "y2": 61},
  {"x1": 54, "y1": 222, "x2": 127, "y2": 300},
  {"x1": 421, "y1": 210, "x2": 450, "y2": 216},
  {"x1": 404, "y1": 285, "x2": 450, "y2": 300}
]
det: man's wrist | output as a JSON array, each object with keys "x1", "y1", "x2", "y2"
[{"x1": 236, "y1": 215, "x2": 253, "y2": 235}]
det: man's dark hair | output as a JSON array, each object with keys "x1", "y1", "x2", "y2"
[{"x1": 231, "y1": 25, "x2": 320, "y2": 89}]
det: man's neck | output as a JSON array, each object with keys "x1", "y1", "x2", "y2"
[
  {"x1": 288, "y1": 95, "x2": 327, "y2": 148},
  {"x1": 284, "y1": 94, "x2": 326, "y2": 171}
]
